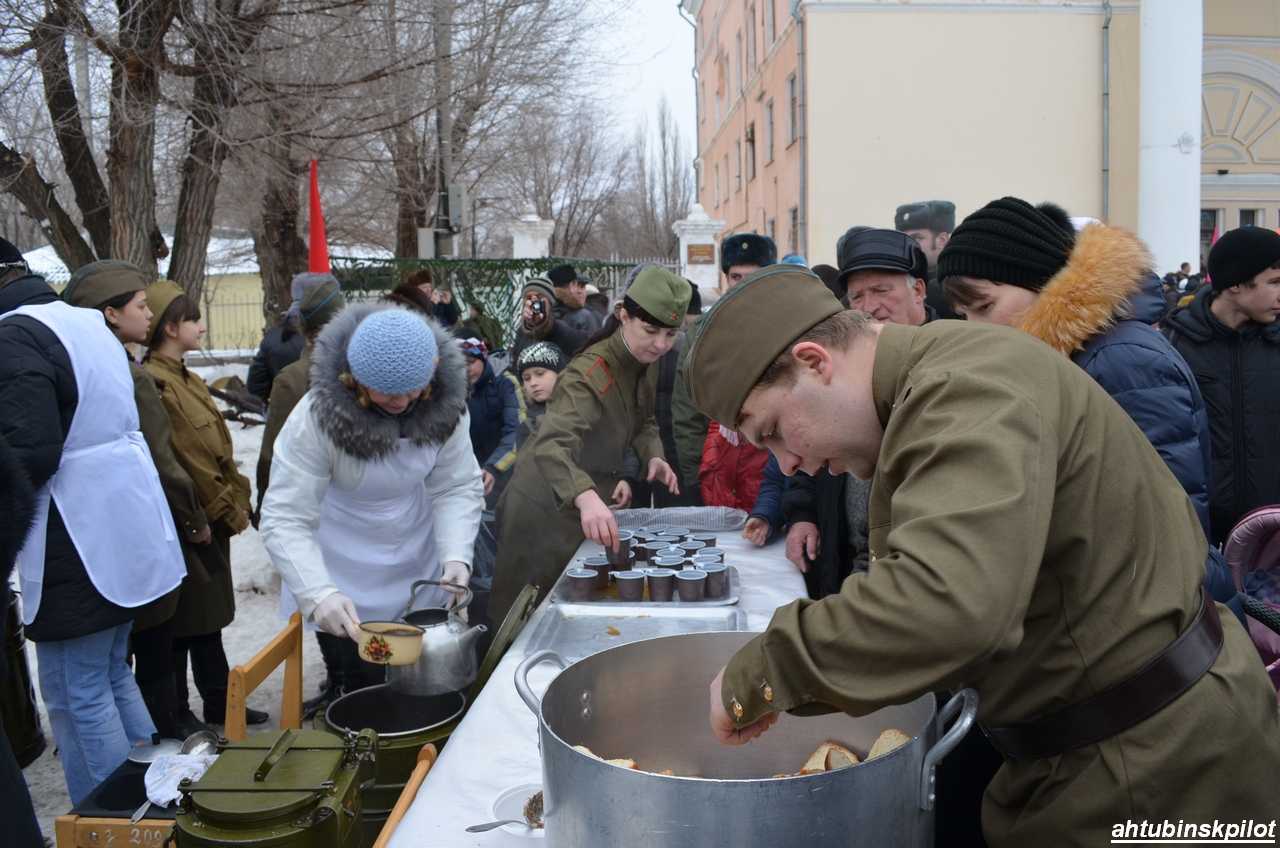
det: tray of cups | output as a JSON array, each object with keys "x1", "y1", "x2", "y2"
[{"x1": 549, "y1": 556, "x2": 740, "y2": 607}]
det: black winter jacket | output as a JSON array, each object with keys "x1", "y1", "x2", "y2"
[
  {"x1": 247, "y1": 322, "x2": 305, "y2": 401},
  {"x1": 781, "y1": 470, "x2": 861, "y2": 599},
  {"x1": 0, "y1": 276, "x2": 133, "y2": 641},
  {"x1": 1165, "y1": 286, "x2": 1280, "y2": 545}
]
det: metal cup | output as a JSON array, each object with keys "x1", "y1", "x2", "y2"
[
  {"x1": 644, "y1": 567, "x2": 676, "y2": 602},
  {"x1": 678, "y1": 540, "x2": 706, "y2": 557},
  {"x1": 614, "y1": 570, "x2": 646, "y2": 602},
  {"x1": 607, "y1": 531, "x2": 635, "y2": 568},
  {"x1": 687, "y1": 532, "x2": 717, "y2": 547},
  {"x1": 695, "y1": 561, "x2": 728, "y2": 597},
  {"x1": 652, "y1": 555, "x2": 686, "y2": 570},
  {"x1": 564, "y1": 568, "x2": 597, "y2": 601},
  {"x1": 695, "y1": 547, "x2": 725, "y2": 563},
  {"x1": 582, "y1": 555, "x2": 611, "y2": 589}
]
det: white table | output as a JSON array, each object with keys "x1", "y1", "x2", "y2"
[{"x1": 388, "y1": 518, "x2": 806, "y2": 847}]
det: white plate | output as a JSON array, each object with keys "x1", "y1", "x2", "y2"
[
  {"x1": 128, "y1": 739, "x2": 182, "y2": 763},
  {"x1": 491, "y1": 782, "x2": 545, "y2": 838}
]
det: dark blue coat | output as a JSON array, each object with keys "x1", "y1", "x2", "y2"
[
  {"x1": 747, "y1": 453, "x2": 786, "y2": 539},
  {"x1": 467, "y1": 360, "x2": 520, "y2": 473}
]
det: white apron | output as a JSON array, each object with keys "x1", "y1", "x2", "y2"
[
  {"x1": 283, "y1": 438, "x2": 451, "y2": 626},
  {"x1": 3, "y1": 302, "x2": 185, "y2": 625}
]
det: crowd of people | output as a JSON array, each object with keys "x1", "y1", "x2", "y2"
[{"x1": 1, "y1": 189, "x2": 1279, "y2": 845}]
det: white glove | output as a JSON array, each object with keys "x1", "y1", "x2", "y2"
[
  {"x1": 440, "y1": 560, "x2": 471, "y2": 592},
  {"x1": 314, "y1": 592, "x2": 361, "y2": 640}
]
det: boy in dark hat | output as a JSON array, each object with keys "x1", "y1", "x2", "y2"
[
  {"x1": 895, "y1": 199, "x2": 957, "y2": 318},
  {"x1": 686, "y1": 267, "x2": 1280, "y2": 848},
  {"x1": 1165, "y1": 226, "x2": 1280, "y2": 541},
  {"x1": 547, "y1": 263, "x2": 601, "y2": 335}
]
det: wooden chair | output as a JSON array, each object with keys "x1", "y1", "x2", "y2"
[
  {"x1": 224, "y1": 611, "x2": 304, "y2": 741},
  {"x1": 373, "y1": 744, "x2": 438, "y2": 848}
]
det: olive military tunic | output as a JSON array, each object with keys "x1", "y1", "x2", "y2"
[
  {"x1": 720, "y1": 322, "x2": 1280, "y2": 846},
  {"x1": 145, "y1": 353, "x2": 250, "y2": 638},
  {"x1": 490, "y1": 331, "x2": 664, "y2": 625},
  {"x1": 129, "y1": 360, "x2": 211, "y2": 632}
]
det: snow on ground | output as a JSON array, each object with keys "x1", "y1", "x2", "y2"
[{"x1": 24, "y1": 364, "x2": 326, "y2": 840}]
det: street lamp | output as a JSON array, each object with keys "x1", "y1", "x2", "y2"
[{"x1": 471, "y1": 196, "x2": 506, "y2": 258}]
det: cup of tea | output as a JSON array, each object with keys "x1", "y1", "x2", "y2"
[{"x1": 675, "y1": 569, "x2": 707, "y2": 602}]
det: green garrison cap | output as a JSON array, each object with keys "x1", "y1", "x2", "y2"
[
  {"x1": 685, "y1": 265, "x2": 843, "y2": 425},
  {"x1": 62, "y1": 260, "x2": 149, "y2": 309},
  {"x1": 627, "y1": 265, "x2": 692, "y2": 328}
]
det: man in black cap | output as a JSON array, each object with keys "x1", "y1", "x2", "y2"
[
  {"x1": 838, "y1": 227, "x2": 931, "y2": 326},
  {"x1": 895, "y1": 200, "x2": 957, "y2": 319},
  {"x1": 670, "y1": 232, "x2": 777, "y2": 498},
  {"x1": 547, "y1": 263, "x2": 601, "y2": 335},
  {"x1": 1165, "y1": 226, "x2": 1280, "y2": 543}
]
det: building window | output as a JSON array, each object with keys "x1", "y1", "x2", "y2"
[
  {"x1": 787, "y1": 74, "x2": 799, "y2": 145},
  {"x1": 735, "y1": 140, "x2": 743, "y2": 192},
  {"x1": 735, "y1": 31, "x2": 743, "y2": 95},
  {"x1": 764, "y1": 0, "x2": 775, "y2": 46},
  {"x1": 747, "y1": 6, "x2": 757, "y2": 71},
  {"x1": 745, "y1": 124, "x2": 757, "y2": 181},
  {"x1": 724, "y1": 153, "x2": 730, "y2": 201},
  {"x1": 788, "y1": 206, "x2": 799, "y2": 254},
  {"x1": 714, "y1": 162, "x2": 721, "y2": 209},
  {"x1": 1199, "y1": 209, "x2": 1220, "y2": 262},
  {"x1": 767, "y1": 217, "x2": 776, "y2": 243},
  {"x1": 765, "y1": 100, "x2": 775, "y2": 163},
  {"x1": 1241, "y1": 208, "x2": 1261, "y2": 227}
]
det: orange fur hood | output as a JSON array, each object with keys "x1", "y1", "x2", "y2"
[{"x1": 1017, "y1": 224, "x2": 1152, "y2": 355}]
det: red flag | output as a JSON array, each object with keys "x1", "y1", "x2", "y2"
[{"x1": 308, "y1": 160, "x2": 330, "y2": 273}]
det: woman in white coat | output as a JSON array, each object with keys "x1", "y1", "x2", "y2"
[{"x1": 261, "y1": 304, "x2": 484, "y2": 694}]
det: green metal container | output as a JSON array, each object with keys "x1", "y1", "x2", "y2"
[{"x1": 173, "y1": 728, "x2": 376, "y2": 848}]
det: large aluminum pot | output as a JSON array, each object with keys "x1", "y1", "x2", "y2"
[{"x1": 516, "y1": 631, "x2": 976, "y2": 847}]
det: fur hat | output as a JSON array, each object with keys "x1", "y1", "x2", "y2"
[
  {"x1": 1208, "y1": 227, "x2": 1280, "y2": 292},
  {"x1": 936, "y1": 197, "x2": 1076, "y2": 292},
  {"x1": 347, "y1": 309, "x2": 439, "y2": 395},
  {"x1": 895, "y1": 200, "x2": 956, "y2": 234},
  {"x1": 517, "y1": 341, "x2": 566, "y2": 376},
  {"x1": 720, "y1": 233, "x2": 777, "y2": 273}
]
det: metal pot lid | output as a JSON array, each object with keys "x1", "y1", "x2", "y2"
[
  {"x1": 469, "y1": 583, "x2": 539, "y2": 701},
  {"x1": 128, "y1": 738, "x2": 182, "y2": 763},
  {"x1": 325, "y1": 685, "x2": 465, "y2": 739},
  {"x1": 187, "y1": 730, "x2": 348, "y2": 824}
]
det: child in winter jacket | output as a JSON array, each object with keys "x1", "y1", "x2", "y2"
[
  {"x1": 514, "y1": 341, "x2": 566, "y2": 447},
  {"x1": 699, "y1": 421, "x2": 770, "y2": 513}
]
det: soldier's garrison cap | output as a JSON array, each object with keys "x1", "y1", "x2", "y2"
[{"x1": 627, "y1": 265, "x2": 691, "y2": 328}]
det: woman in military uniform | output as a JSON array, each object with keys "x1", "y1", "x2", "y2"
[
  {"x1": 489, "y1": 267, "x2": 689, "y2": 625},
  {"x1": 144, "y1": 282, "x2": 264, "y2": 728}
]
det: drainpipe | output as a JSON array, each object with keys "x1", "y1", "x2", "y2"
[
  {"x1": 678, "y1": 2, "x2": 702, "y2": 205},
  {"x1": 1102, "y1": 0, "x2": 1112, "y2": 222},
  {"x1": 791, "y1": 0, "x2": 807, "y2": 256}
]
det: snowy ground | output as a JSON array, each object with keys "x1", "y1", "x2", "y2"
[{"x1": 22, "y1": 364, "x2": 327, "y2": 840}]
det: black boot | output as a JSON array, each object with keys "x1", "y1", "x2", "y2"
[
  {"x1": 138, "y1": 678, "x2": 182, "y2": 741},
  {"x1": 202, "y1": 704, "x2": 271, "y2": 726},
  {"x1": 173, "y1": 709, "x2": 213, "y2": 740}
]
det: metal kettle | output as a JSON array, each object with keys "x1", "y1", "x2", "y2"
[{"x1": 387, "y1": 579, "x2": 488, "y2": 696}]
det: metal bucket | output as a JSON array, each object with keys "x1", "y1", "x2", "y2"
[
  {"x1": 516, "y1": 631, "x2": 976, "y2": 847},
  {"x1": 324, "y1": 684, "x2": 466, "y2": 844}
]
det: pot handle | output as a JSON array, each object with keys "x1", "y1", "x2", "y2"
[
  {"x1": 400, "y1": 579, "x2": 473, "y2": 620},
  {"x1": 514, "y1": 650, "x2": 567, "y2": 717},
  {"x1": 918, "y1": 687, "x2": 979, "y2": 812}
]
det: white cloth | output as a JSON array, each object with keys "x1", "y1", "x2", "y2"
[
  {"x1": 261, "y1": 392, "x2": 484, "y2": 623},
  {"x1": 2, "y1": 302, "x2": 184, "y2": 624},
  {"x1": 145, "y1": 753, "x2": 218, "y2": 806}
]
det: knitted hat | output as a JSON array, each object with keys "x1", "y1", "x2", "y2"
[
  {"x1": 548, "y1": 264, "x2": 577, "y2": 288},
  {"x1": 936, "y1": 197, "x2": 1076, "y2": 292},
  {"x1": 347, "y1": 309, "x2": 439, "y2": 395},
  {"x1": 522, "y1": 277, "x2": 555, "y2": 303},
  {"x1": 63, "y1": 260, "x2": 149, "y2": 309},
  {"x1": 459, "y1": 337, "x2": 488, "y2": 360},
  {"x1": 1208, "y1": 227, "x2": 1280, "y2": 292},
  {"x1": 781, "y1": 254, "x2": 808, "y2": 267},
  {"x1": 300, "y1": 280, "x2": 345, "y2": 335},
  {"x1": 517, "y1": 341, "x2": 566, "y2": 376}
]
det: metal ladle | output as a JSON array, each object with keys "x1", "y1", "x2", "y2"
[{"x1": 130, "y1": 730, "x2": 221, "y2": 823}]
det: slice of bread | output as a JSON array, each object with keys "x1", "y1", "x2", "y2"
[
  {"x1": 800, "y1": 742, "x2": 836, "y2": 774},
  {"x1": 605, "y1": 758, "x2": 637, "y2": 769},
  {"x1": 823, "y1": 742, "x2": 860, "y2": 770},
  {"x1": 572, "y1": 744, "x2": 601, "y2": 760},
  {"x1": 867, "y1": 728, "x2": 911, "y2": 761}
]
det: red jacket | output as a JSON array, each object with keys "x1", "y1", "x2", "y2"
[{"x1": 698, "y1": 422, "x2": 770, "y2": 512}]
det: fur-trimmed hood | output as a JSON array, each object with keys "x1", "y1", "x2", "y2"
[
  {"x1": 1018, "y1": 224, "x2": 1154, "y2": 355},
  {"x1": 309, "y1": 301, "x2": 468, "y2": 460}
]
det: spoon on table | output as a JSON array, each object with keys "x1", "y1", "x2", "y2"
[{"x1": 465, "y1": 790, "x2": 544, "y2": 832}]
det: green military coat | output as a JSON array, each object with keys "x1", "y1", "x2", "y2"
[
  {"x1": 130, "y1": 360, "x2": 210, "y2": 632},
  {"x1": 490, "y1": 331, "x2": 664, "y2": 624},
  {"x1": 721, "y1": 322, "x2": 1280, "y2": 846},
  {"x1": 670, "y1": 314, "x2": 708, "y2": 495},
  {"x1": 255, "y1": 349, "x2": 311, "y2": 517},
  {"x1": 146, "y1": 353, "x2": 250, "y2": 638}
]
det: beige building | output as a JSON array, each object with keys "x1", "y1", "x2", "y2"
[{"x1": 683, "y1": 0, "x2": 1280, "y2": 273}]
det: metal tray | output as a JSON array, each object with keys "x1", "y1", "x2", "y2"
[
  {"x1": 549, "y1": 565, "x2": 741, "y2": 607},
  {"x1": 525, "y1": 603, "x2": 748, "y2": 663}
]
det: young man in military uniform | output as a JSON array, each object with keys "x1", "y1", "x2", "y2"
[
  {"x1": 686, "y1": 267, "x2": 1280, "y2": 847},
  {"x1": 895, "y1": 200, "x2": 957, "y2": 319},
  {"x1": 670, "y1": 232, "x2": 776, "y2": 501}
]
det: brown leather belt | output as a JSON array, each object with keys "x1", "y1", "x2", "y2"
[{"x1": 982, "y1": 591, "x2": 1223, "y2": 761}]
